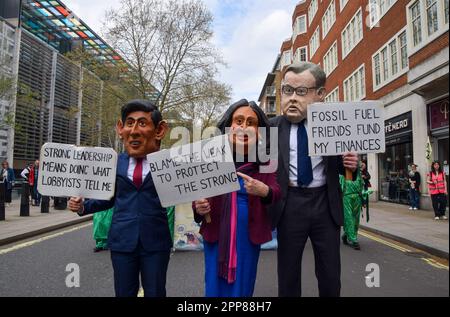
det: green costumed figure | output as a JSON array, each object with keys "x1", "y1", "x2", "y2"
[
  {"x1": 166, "y1": 206, "x2": 175, "y2": 244},
  {"x1": 340, "y1": 165, "x2": 369, "y2": 251},
  {"x1": 92, "y1": 208, "x2": 114, "y2": 252}
]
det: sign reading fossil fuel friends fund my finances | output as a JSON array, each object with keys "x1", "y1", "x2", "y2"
[
  {"x1": 307, "y1": 101, "x2": 385, "y2": 156},
  {"x1": 38, "y1": 143, "x2": 117, "y2": 200},
  {"x1": 147, "y1": 135, "x2": 240, "y2": 208}
]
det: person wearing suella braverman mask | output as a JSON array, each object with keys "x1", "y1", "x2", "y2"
[
  {"x1": 269, "y1": 62, "x2": 358, "y2": 297},
  {"x1": 68, "y1": 100, "x2": 172, "y2": 297},
  {"x1": 193, "y1": 99, "x2": 281, "y2": 297}
]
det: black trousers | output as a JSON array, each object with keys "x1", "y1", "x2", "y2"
[
  {"x1": 277, "y1": 186, "x2": 341, "y2": 297},
  {"x1": 431, "y1": 194, "x2": 447, "y2": 217}
]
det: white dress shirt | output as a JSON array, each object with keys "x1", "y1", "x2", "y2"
[
  {"x1": 127, "y1": 157, "x2": 150, "y2": 182},
  {"x1": 289, "y1": 121, "x2": 326, "y2": 188}
]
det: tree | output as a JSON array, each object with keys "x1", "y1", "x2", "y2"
[
  {"x1": 178, "y1": 78, "x2": 231, "y2": 134},
  {"x1": 0, "y1": 58, "x2": 15, "y2": 130},
  {"x1": 64, "y1": 49, "x2": 143, "y2": 149},
  {"x1": 103, "y1": 0, "x2": 227, "y2": 115}
]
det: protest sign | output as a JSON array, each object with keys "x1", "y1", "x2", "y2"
[
  {"x1": 147, "y1": 135, "x2": 240, "y2": 208},
  {"x1": 38, "y1": 143, "x2": 117, "y2": 200},
  {"x1": 307, "y1": 101, "x2": 385, "y2": 156}
]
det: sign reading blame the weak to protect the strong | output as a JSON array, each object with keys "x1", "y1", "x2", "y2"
[
  {"x1": 307, "y1": 101, "x2": 385, "y2": 156},
  {"x1": 38, "y1": 143, "x2": 117, "y2": 200},
  {"x1": 147, "y1": 135, "x2": 240, "y2": 208}
]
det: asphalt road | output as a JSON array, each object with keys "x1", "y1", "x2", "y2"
[{"x1": 0, "y1": 224, "x2": 448, "y2": 297}]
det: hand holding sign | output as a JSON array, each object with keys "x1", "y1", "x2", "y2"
[
  {"x1": 343, "y1": 152, "x2": 359, "y2": 179},
  {"x1": 194, "y1": 199, "x2": 211, "y2": 224},
  {"x1": 236, "y1": 172, "x2": 270, "y2": 198},
  {"x1": 68, "y1": 196, "x2": 84, "y2": 214}
]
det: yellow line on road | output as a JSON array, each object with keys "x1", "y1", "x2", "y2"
[
  {"x1": 0, "y1": 223, "x2": 92, "y2": 255},
  {"x1": 360, "y1": 230, "x2": 449, "y2": 271},
  {"x1": 421, "y1": 258, "x2": 449, "y2": 270},
  {"x1": 359, "y1": 231, "x2": 411, "y2": 253}
]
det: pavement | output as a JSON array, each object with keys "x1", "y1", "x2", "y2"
[
  {"x1": 0, "y1": 197, "x2": 448, "y2": 259},
  {"x1": 360, "y1": 201, "x2": 449, "y2": 259},
  {"x1": 0, "y1": 198, "x2": 92, "y2": 246}
]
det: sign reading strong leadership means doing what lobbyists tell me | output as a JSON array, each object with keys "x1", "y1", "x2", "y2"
[
  {"x1": 307, "y1": 101, "x2": 386, "y2": 157},
  {"x1": 147, "y1": 135, "x2": 240, "y2": 208},
  {"x1": 38, "y1": 143, "x2": 118, "y2": 200}
]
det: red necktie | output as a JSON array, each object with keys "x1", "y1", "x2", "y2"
[{"x1": 133, "y1": 158, "x2": 143, "y2": 188}]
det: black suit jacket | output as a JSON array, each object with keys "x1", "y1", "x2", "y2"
[{"x1": 269, "y1": 116, "x2": 345, "y2": 228}]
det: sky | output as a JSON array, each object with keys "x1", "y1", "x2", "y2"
[{"x1": 62, "y1": 0, "x2": 299, "y2": 103}]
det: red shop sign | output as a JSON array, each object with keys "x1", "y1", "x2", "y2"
[{"x1": 429, "y1": 98, "x2": 449, "y2": 130}]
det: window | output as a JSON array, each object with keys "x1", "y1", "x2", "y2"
[
  {"x1": 281, "y1": 50, "x2": 292, "y2": 68},
  {"x1": 341, "y1": 8, "x2": 363, "y2": 58},
  {"x1": 369, "y1": 0, "x2": 397, "y2": 27},
  {"x1": 322, "y1": 1, "x2": 336, "y2": 38},
  {"x1": 381, "y1": 48, "x2": 389, "y2": 81},
  {"x1": 323, "y1": 41, "x2": 338, "y2": 76},
  {"x1": 295, "y1": 46, "x2": 308, "y2": 62},
  {"x1": 399, "y1": 32, "x2": 408, "y2": 69},
  {"x1": 340, "y1": 0, "x2": 349, "y2": 11},
  {"x1": 411, "y1": 1, "x2": 423, "y2": 45},
  {"x1": 445, "y1": 0, "x2": 449, "y2": 24},
  {"x1": 294, "y1": 15, "x2": 307, "y2": 38},
  {"x1": 344, "y1": 65, "x2": 365, "y2": 101},
  {"x1": 374, "y1": 55, "x2": 381, "y2": 86},
  {"x1": 426, "y1": 0, "x2": 439, "y2": 35},
  {"x1": 308, "y1": 0, "x2": 318, "y2": 25},
  {"x1": 372, "y1": 30, "x2": 409, "y2": 90},
  {"x1": 325, "y1": 87, "x2": 340, "y2": 103},
  {"x1": 389, "y1": 40, "x2": 399, "y2": 75},
  {"x1": 407, "y1": 0, "x2": 449, "y2": 52},
  {"x1": 310, "y1": 27, "x2": 320, "y2": 58}
]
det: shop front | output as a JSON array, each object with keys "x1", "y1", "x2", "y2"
[
  {"x1": 428, "y1": 97, "x2": 449, "y2": 204},
  {"x1": 378, "y1": 112, "x2": 413, "y2": 205}
]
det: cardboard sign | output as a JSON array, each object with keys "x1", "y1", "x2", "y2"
[
  {"x1": 307, "y1": 101, "x2": 385, "y2": 156},
  {"x1": 38, "y1": 143, "x2": 117, "y2": 200},
  {"x1": 147, "y1": 135, "x2": 240, "y2": 208}
]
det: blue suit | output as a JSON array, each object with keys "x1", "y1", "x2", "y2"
[{"x1": 82, "y1": 153, "x2": 172, "y2": 297}]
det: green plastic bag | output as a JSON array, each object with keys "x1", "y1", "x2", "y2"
[{"x1": 93, "y1": 208, "x2": 114, "y2": 249}]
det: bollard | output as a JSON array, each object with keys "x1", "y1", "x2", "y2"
[
  {"x1": 0, "y1": 184, "x2": 5, "y2": 221},
  {"x1": 20, "y1": 182, "x2": 30, "y2": 217},
  {"x1": 41, "y1": 196, "x2": 50, "y2": 213}
]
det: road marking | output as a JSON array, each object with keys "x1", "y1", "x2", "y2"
[
  {"x1": 0, "y1": 223, "x2": 92, "y2": 255},
  {"x1": 360, "y1": 231, "x2": 410, "y2": 253},
  {"x1": 360, "y1": 230, "x2": 449, "y2": 271}
]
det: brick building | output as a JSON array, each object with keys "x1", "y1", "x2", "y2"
[
  {"x1": 259, "y1": 0, "x2": 449, "y2": 209},
  {"x1": 0, "y1": 0, "x2": 158, "y2": 174}
]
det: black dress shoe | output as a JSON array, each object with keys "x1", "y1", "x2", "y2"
[
  {"x1": 352, "y1": 242, "x2": 361, "y2": 250},
  {"x1": 93, "y1": 247, "x2": 105, "y2": 253},
  {"x1": 342, "y1": 235, "x2": 349, "y2": 245}
]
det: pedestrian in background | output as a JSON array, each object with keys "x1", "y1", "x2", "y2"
[
  {"x1": 427, "y1": 161, "x2": 448, "y2": 220},
  {"x1": 1, "y1": 160, "x2": 15, "y2": 206},
  {"x1": 408, "y1": 163, "x2": 421, "y2": 211},
  {"x1": 21, "y1": 160, "x2": 40, "y2": 206}
]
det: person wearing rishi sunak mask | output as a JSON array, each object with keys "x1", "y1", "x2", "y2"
[
  {"x1": 68, "y1": 100, "x2": 172, "y2": 297},
  {"x1": 269, "y1": 62, "x2": 358, "y2": 297}
]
